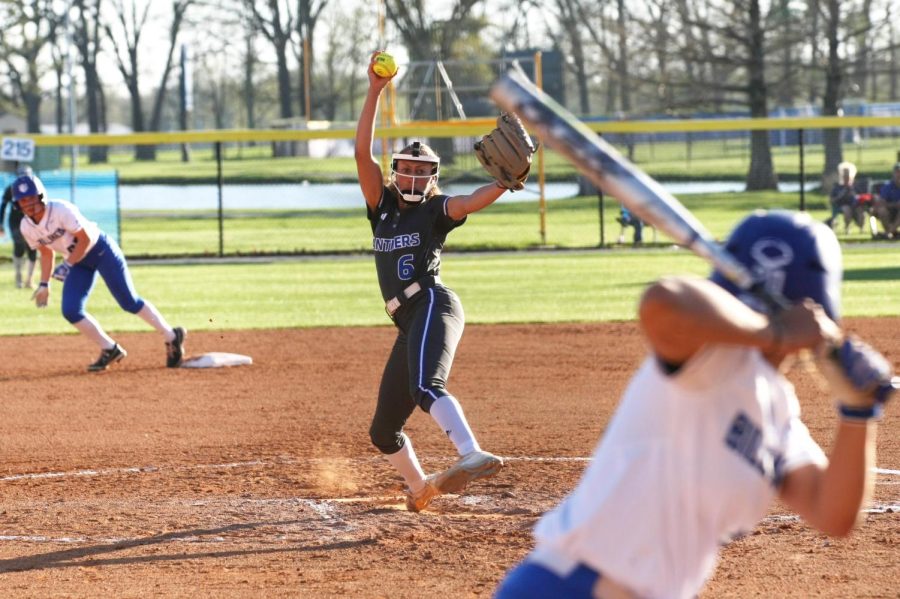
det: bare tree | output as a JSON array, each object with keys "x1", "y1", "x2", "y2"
[
  {"x1": 744, "y1": 0, "x2": 777, "y2": 190},
  {"x1": 384, "y1": 0, "x2": 484, "y2": 160},
  {"x1": 549, "y1": 0, "x2": 591, "y2": 115},
  {"x1": 73, "y1": 0, "x2": 109, "y2": 163},
  {"x1": 615, "y1": 0, "x2": 631, "y2": 116},
  {"x1": 890, "y1": 2, "x2": 898, "y2": 100},
  {"x1": 342, "y1": 3, "x2": 378, "y2": 119},
  {"x1": 821, "y1": 0, "x2": 844, "y2": 183},
  {"x1": 644, "y1": 0, "x2": 674, "y2": 113},
  {"x1": 243, "y1": 26, "x2": 258, "y2": 129},
  {"x1": 105, "y1": 0, "x2": 195, "y2": 160},
  {"x1": 561, "y1": 2, "x2": 620, "y2": 114},
  {"x1": 196, "y1": 49, "x2": 231, "y2": 130},
  {"x1": 315, "y1": 4, "x2": 358, "y2": 121},
  {"x1": 50, "y1": 42, "x2": 65, "y2": 134},
  {"x1": 243, "y1": 0, "x2": 295, "y2": 120},
  {"x1": 295, "y1": 0, "x2": 329, "y2": 119},
  {"x1": 668, "y1": 0, "x2": 778, "y2": 190},
  {"x1": 206, "y1": 1, "x2": 261, "y2": 132},
  {"x1": 769, "y1": 0, "x2": 803, "y2": 107},
  {"x1": 806, "y1": 0, "x2": 822, "y2": 103},
  {"x1": 385, "y1": 0, "x2": 481, "y2": 62},
  {"x1": 855, "y1": 0, "x2": 874, "y2": 98},
  {"x1": 816, "y1": 0, "x2": 885, "y2": 184},
  {"x1": 0, "y1": 1, "x2": 59, "y2": 133}
]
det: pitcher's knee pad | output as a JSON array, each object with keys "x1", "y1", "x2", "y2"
[{"x1": 369, "y1": 423, "x2": 403, "y2": 454}]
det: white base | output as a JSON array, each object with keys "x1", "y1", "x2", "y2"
[{"x1": 180, "y1": 352, "x2": 253, "y2": 368}]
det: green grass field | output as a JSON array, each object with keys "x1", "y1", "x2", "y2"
[
  {"x1": 1, "y1": 245, "x2": 896, "y2": 337},
  {"x1": 112, "y1": 188, "x2": 870, "y2": 258}
]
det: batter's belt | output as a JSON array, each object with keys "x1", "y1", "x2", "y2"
[{"x1": 385, "y1": 275, "x2": 442, "y2": 318}]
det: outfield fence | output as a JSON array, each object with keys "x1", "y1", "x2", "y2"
[{"x1": 2, "y1": 113, "x2": 899, "y2": 258}]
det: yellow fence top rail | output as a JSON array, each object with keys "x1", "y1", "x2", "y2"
[{"x1": 19, "y1": 115, "x2": 900, "y2": 146}]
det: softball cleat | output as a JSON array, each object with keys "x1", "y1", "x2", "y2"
[
  {"x1": 88, "y1": 344, "x2": 127, "y2": 372},
  {"x1": 405, "y1": 478, "x2": 440, "y2": 512},
  {"x1": 166, "y1": 326, "x2": 187, "y2": 368},
  {"x1": 432, "y1": 450, "x2": 504, "y2": 495}
]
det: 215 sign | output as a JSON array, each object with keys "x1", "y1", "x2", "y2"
[{"x1": 0, "y1": 137, "x2": 35, "y2": 162}]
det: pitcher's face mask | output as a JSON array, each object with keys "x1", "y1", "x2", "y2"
[{"x1": 390, "y1": 146, "x2": 440, "y2": 204}]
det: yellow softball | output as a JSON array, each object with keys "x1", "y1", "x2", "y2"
[{"x1": 373, "y1": 52, "x2": 398, "y2": 78}]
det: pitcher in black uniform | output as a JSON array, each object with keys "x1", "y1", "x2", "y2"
[
  {"x1": 0, "y1": 165, "x2": 38, "y2": 288},
  {"x1": 355, "y1": 52, "x2": 510, "y2": 512}
]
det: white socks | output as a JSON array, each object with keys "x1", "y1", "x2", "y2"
[
  {"x1": 429, "y1": 395, "x2": 480, "y2": 456},
  {"x1": 73, "y1": 314, "x2": 116, "y2": 350},
  {"x1": 75, "y1": 304, "x2": 174, "y2": 351},
  {"x1": 137, "y1": 302, "x2": 175, "y2": 341},
  {"x1": 385, "y1": 434, "x2": 427, "y2": 493},
  {"x1": 389, "y1": 398, "x2": 481, "y2": 491}
]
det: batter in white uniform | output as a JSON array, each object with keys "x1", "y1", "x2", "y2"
[{"x1": 495, "y1": 210, "x2": 895, "y2": 599}]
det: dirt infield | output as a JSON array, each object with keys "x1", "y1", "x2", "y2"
[{"x1": 0, "y1": 319, "x2": 897, "y2": 598}]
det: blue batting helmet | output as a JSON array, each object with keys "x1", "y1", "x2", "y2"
[
  {"x1": 11, "y1": 173, "x2": 46, "y2": 204},
  {"x1": 710, "y1": 210, "x2": 842, "y2": 320}
]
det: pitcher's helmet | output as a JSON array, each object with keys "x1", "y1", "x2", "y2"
[
  {"x1": 710, "y1": 210, "x2": 842, "y2": 320},
  {"x1": 390, "y1": 141, "x2": 440, "y2": 203},
  {"x1": 11, "y1": 173, "x2": 46, "y2": 204}
]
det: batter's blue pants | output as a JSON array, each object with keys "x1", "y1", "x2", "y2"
[
  {"x1": 62, "y1": 233, "x2": 145, "y2": 324},
  {"x1": 494, "y1": 560, "x2": 598, "y2": 599}
]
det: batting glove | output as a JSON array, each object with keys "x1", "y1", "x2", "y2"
[
  {"x1": 817, "y1": 336, "x2": 895, "y2": 422},
  {"x1": 52, "y1": 261, "x2": 72, "y2": 282}
]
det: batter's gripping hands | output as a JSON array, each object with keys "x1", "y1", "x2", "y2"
[
  {"x1": 474, "y1": 112, "x2": 536, "y2": 191},
  {"x1": 817, "y1": 336, "x2": 896, "y2": 421},
  {"x1": 52, "y1": 261, "x2": 72, "y2": 282}
]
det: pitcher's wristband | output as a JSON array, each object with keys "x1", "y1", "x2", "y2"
[
  {"x1": 838, "y1": 403, "x2": 883, "y2": 422},
  {"x1": 38, "y1": 282, "x2": 49, "y2": 288}
]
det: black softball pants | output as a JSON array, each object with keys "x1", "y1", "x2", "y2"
[{"x1": 369, "y1": 285, "x2": 465, "y2": 454}]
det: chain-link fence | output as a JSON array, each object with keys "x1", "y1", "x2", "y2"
[{"x1": 2, "y1": 114, "x2": 898, "y2": 258}]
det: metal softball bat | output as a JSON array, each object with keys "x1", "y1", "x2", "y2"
[{"x1": 489, "y1": 69, "x2": 754, "y2": 290}]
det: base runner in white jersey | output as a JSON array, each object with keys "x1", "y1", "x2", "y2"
[
  {"x1": 495, "y1": 211, "x2": 895, "y2": 599},
  {"x1": 12, "y1": 173, "x2": 187, "y2": 371}
]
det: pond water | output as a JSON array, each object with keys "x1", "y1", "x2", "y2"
[{"x1": 118, "y1": 180, "x2": 817, "y2": 211}]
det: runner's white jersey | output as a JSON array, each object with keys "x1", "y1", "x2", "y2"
[
  {"x1": 20, "y1": 200, "x2": 99, "y2": 259},
  {"x1": 534, "y1": 344, "x2": 827, "y2": 599}
]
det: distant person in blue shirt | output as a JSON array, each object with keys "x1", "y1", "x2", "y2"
[
  {"x1": 874, "y1": 162, "x2": 900, "y2": 238},
  {"x1": 616, "y1": 206, "x2": 643, "y2": 245}
]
